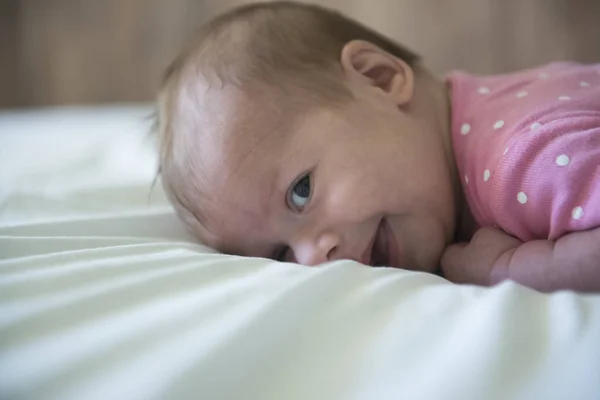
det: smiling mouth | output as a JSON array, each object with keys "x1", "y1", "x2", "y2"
[
  {"x1": 370, "y1": 219, "x2": 389, "y2": 266},
  {"x1": 368, "y1": 218, "x2": 403, "y2": 267}
]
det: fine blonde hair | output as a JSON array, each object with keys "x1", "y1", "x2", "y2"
[{"x1": 154, "y1": 1, "x2": 420, "y2": 235}]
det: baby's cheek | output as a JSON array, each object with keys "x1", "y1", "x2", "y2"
[{"x1": 324, "y1": 180, "x2": 377, "y2": 221}]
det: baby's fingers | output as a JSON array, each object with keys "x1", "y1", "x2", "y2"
[
  {"x1": 440, "y1": 243, "x2": 475, "y2": 284},
  {"x1": 441, "y1": 228, "x2": 523, "y2": 286}
]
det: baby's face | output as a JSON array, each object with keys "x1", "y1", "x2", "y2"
[{"x1": 184, "y1": 82, "x2": 457, "y2": 272}]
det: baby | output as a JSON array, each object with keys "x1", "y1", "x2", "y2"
[{"x1": 155, "y1": 2, "x2": 600, "y2": 293}]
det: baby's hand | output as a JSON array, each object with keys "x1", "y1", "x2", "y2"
[{"x1": 441, "y1": 227, "x2": 522, "y2": 286}]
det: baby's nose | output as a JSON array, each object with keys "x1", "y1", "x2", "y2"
[{"x1": 293, "y1": 232, "x2": 340, "y2": 266}]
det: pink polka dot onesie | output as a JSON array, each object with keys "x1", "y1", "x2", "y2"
[{"x1": 448, "y1": 62, "x2": 600, "y2": 242}]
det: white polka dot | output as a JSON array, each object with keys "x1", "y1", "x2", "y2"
[
  {"x1": 493, "y1": 120, "x2": 505, "y2": 129},
  {"x1": 517, "y1": 192, "x2": 528, "y2": 204},
  {"x1": 580, "y1": 81, "x2": 590, "y2": 87},
  {"x1": 539, "y1": 72, "x2": 551, "y2": 79},
  {"x1": 556, "y1": 154, "x2": 570, "y2": 166},
  {"x1": 478, "y1": 86, "x2": 490, "y2": 94},
  {"x1": 516, "y1": 91, "x2": 528, "y2": 98},
  {"x1": 461, "y1": 123, "x2": 471, "y2": 135},
  {"x1": 558, "y1": 95, "x2": 571, "y2": 101},
  {"x1": 483, "y1": 170, "x2": 491, "y2": 182},
  {"x1": 465, "y1": 175, "x2": 469, "y2": 185},
  {"x1": 572, "y1": 206, "x2": 584, "y2": 220},
  {"x1": 530, "y1": 122, "x2": 542, "y2": 130}
]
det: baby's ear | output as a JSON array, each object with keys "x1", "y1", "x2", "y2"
[{"x1": 340, "y1": 40, "x2": 414, "y2": 106}]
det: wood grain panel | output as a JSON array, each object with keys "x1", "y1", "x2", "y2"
[{"x1": 1, "y1": 0, "x2": 599, "y2": 108}]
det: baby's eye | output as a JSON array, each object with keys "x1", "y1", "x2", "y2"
[{"x1": 288, "y1": 174, "x2": 311, "y2": 212}]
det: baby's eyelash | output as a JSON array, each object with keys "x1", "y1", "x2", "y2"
[{"x1": 287, "y1": 172, "x2": 312, "y2": 212}]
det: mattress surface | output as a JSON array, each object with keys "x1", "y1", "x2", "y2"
[{"x1": 1, "y1": 106, "x2": 599, "y2": 400}]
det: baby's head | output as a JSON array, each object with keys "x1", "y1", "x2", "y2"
[{"x1": 156, "y1": 1, "x2": 461, "y2": 272}]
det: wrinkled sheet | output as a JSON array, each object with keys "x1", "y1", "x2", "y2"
[{"x1": 1, "y1": 106, "x2": 599, "y2": 400}]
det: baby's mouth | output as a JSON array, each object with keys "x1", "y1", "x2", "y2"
[
  {"x1": 370, "y1": 218, "x2": 402, "y2": 268},
  {"x1": 370, "y1": 219, "x2": 389, "y2": 267}
]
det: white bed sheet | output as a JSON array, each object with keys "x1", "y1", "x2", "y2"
[{"x1": 0, "y1": 105, "x2": 599, "y2": 400}]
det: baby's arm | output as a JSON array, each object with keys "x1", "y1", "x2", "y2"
[
  {"x1": 442, "y1": 227, "x2": 600, "y2": 292},
  {"x1": 493, "y1": 227, "x2": 600, "y2": 292}
]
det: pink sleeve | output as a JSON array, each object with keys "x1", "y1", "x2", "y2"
[{"x1": 490, "y1": 113, "x2": 600, "y2": 241}]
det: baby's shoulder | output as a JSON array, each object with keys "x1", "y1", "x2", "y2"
[
  {"x1": 452, "y1": 62, "x2": 600, "y2": 241},
  {"x1": 452, "y1": 61, "x2": 600, "y2": 170},
  {"x1": 487, "y1": 113, "x2": 600, "y2": 241},
  {"x1": 450, "y1": 61, "x2": 600, "y2": 121}
]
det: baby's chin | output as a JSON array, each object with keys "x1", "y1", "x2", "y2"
[
  {"x1": 402, "y1": 241, "x2": 447, "y2": 275},
  {"x1": 384, "y1": 222, "x2": 446, "y2": 274},
  {"x1": 415, "y1": 246, "x2": 446, "y2": 273},
  {"x1": 374, "y1": 250, "x2": 441, "y2": 273}
]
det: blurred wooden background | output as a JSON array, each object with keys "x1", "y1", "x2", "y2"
[{"x1": 1, "y1": 0, "x2": 599, "y2": 108}]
